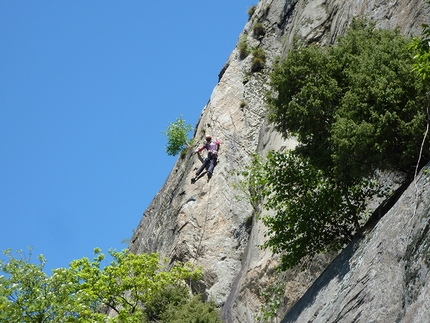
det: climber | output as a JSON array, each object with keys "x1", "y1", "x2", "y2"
[{"x1": 192, "y1": 135, "x2": 221, "y2": 180}]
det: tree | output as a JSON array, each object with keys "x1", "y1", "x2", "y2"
[
  {"x1": 268, "y1": 20, "x2": 428, "y2": 180},
  {"x1": 409, "y1": 0, "x2": 430, "y2": 84},
  {"x1": 408, "y1": 1, "x2": 430, "y2": 176},
  {"x1": 257, "y1": 20, "x2": 429, "y2": 269},
  {"x1": 163, "y1": 115, "x2": 194, "y2": 156},
  {"x1": 0, "y1": 248, "x2": 81, "y2": 323},
  {"x1": 0, "y1": 248, "x2": 221, "y2": 323},
  {"x1": 165, "y1": 295, "x2": 221, "y2": 323},
  {"x1": 262, "y1": 151, "x2": 381, "y2": 269},
  {"x1": 410, "y1": 25, "x2": 430, "y2": 82},
  {"x1": 68, "y1": 249, "x2": 204, "y2": 322}
]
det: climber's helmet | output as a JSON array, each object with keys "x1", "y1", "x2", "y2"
[{"x1": 205, "y1": 135, "x2": 212, "y2": 142}]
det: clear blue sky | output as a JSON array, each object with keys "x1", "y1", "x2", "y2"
[{"x1": 0, "y1": 1, "x2": 253, "y2": 271}]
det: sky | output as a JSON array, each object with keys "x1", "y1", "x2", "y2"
[{"x1": 0, "y1": 1, "x2": 254, "y2": 272}]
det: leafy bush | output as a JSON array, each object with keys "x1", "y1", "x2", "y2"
[
  {"x1": 163, "y1": 115, "x2": 194, "y2": 156},
  {"x1": 409, "y1": 10, "x2": 430, "y2": 84},
  {"x1": 235, "y1": 153, "x2": 267, "y2": 210},
  {"x1": 145, "y1": 285, "x2": 190, "y2": 322},
  {"x1": 256, "y1": 278, "x2": 285, "y2": 323},
  {"x1": 166, "y1": 295, "x2": 222, "y2": 323},
  {"x1": 263, "y1": 152, "x2": 382, "y2": 269}
]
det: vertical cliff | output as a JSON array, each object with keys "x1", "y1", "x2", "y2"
[{"x1": 129, "y1": 0, "x2": 430, "y2": 322}]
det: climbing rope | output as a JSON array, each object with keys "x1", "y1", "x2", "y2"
[
  {"x1": 413, "y1": 109, "x2": 429, "y2": 216},
  {"x1": 403, "y1": 99, "x2": 430, "y2": 249},
  {"x1": 196, "y1": 173, "x2": 214, "y2": 258},
  {"x1": 195, "y1": 105, "x2": 221, "y2": 258}
]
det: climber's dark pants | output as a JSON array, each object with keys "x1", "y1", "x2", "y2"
[{"x1": 196, "y1": 154, "x2": 217, "y2": 176}]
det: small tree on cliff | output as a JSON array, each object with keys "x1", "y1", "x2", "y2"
[{"x1": 163, "y1": 115, "x2": 194, "y2": 157}]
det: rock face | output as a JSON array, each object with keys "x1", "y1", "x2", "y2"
[
  {"x1": 282, "y1": 164, "x2": 430, "y2": 323},
  {"x1": 129, "y1": 0, "x2": 430, "y2": 322}
]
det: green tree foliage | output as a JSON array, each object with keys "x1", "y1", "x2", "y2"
[
  {"x1": 256, "y1": 20, "x2": 429, "y2": 270},
  {"x1": 408, "y1": 1, "x2": 430, "y2": 176},
  {"x1": 262, "y1": 152, "x2": 382, "y2": 269},
  {"x1": 409, "y1": 0, "x2": 430, "y2": 84},
  {"x1": 410, "y1": 24, "x2": 430, "y2": 82},
  {"x1": 269, "y1": 20, "x2": 429, "y2": 179},
  {"x1": 68, "y1": 249, "x2": 204, "y2": 322},
  {"x1": 163, "y1": 115, "x2": 194, "y2": 156},
  {"x1": 0, "y1": 248, "x2": 221, "y2": 323},
  {"x1": 235, "y1": 153, "x2": 267, "y2": 210},
  {"x1": 0, "y1": 248, "x2": 81, "y2": 323},
  {"x1": 165, "y1": 295, "x2": 221, "y2": 323}
]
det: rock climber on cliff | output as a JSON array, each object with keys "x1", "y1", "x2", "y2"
[{"x1": 192, "y1": 134, "x2": 221, "y2": 181}]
